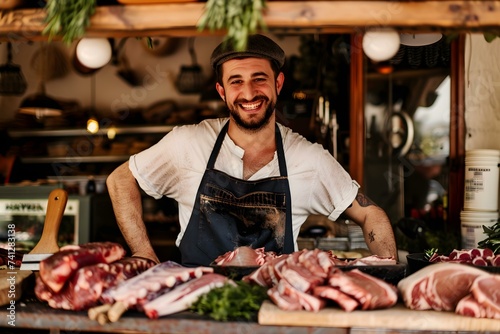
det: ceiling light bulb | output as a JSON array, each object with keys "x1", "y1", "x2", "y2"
[
  {"x1": 87, "y1": 117, "x2": 99, "y2": 134},
  {"x1": 76, "y1": 38, "x2": 112, "y2": 69},
  {"x1": 107, "y1": 128, "x2": 116, "y2": 140},
  {"x1": 362, "y1": 28, "x2": 401, "y2": 62}
]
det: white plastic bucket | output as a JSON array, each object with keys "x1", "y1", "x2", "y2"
[
  {"x1": 463, "y1": 149, "x2": 500, "y2": 211},
  {"x1": 460, "y1": 209, "x2": 498, "y2": 249}
]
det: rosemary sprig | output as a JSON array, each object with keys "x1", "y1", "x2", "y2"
[
  {"x1": 43, "y1": 0, "x2": 97, "y2": 45},
  {"x1": 197, "y1": 0, "x2": 267, "y2": 51}
]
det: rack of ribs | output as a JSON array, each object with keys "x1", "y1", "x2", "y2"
[{"x1": 100, "y1": 261, "x2": 214, "y2": 322}]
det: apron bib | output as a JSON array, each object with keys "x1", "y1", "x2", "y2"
[{"x1": 178, "y1": 121, "x2": 294, "y2": 267}]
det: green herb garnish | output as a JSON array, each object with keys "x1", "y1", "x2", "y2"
[
  {"x1": 478, "y1": 222, "x2": 500, "y2": 254},
  {"x1": 424, "y1": 248, "x2": 438, "y2": 261},
  {"x1": 190, "y1": 280, "x2": 268, "y2": 321}
]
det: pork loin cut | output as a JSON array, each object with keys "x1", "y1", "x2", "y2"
[
  {"x1": 143, "y1": 273, "x2": 229, "y2": 319},
  {"x1": 271, "y1": 278, "x2": 326, "y2": 312},
  {"x1": 39, "y1": 242, "x2": 126, "y2": 293},
  {"x1": 456, "y1": 294, "x2": 500, "y2": 319},
  {"x1": 313, "y1": 285, "x2": 360, "y2": 312},
  {"x1": 470, "y1": 275, "x2": 500, "y2": 315},
  {"x1": 328, "y1": 268, "x2": 397, "y2": 310},
  {"x1": 397, "y1": 262, "x2": 489, "y2": 311}
]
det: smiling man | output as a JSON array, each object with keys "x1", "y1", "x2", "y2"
[{"x1": 107, "y1": 34, "x2": 397, "y2": 267}]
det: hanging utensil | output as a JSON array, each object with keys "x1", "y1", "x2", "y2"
[
  {"x1": 31, "y1": 42, "x2": 69, "y2": 81},
  {"x1": 175, "y1": 37, "x2": 204, "y2": 94},
  {"x1": 0, "y1": 42, "x2": 27, "y2": 95}
]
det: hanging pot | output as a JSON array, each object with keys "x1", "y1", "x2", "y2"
[
  {"x1": 175, "y1": 37, "x2": 204, "y2": 94},
  {"x1": 0, "y1": 42, "x2": 27, "y2": 95}
]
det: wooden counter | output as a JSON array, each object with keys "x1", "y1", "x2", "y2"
[
  {"x1": 0, "y1": 297, "x2": 343, "y2": 334},
  {"x1": 1, "y1": 297, "x2": 498, "y2": 334}
]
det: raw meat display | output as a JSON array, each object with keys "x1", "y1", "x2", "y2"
[
  {"x1": 39, "y1": 242, "x2": 126, "y2": 293},
  {"x1": 429, "y1": 248, "x2": 499, "y2": 267},
  {"x1": 35, "y1": 257, "x2": 155, "y2": 310},
  {"x1": 398, "y1": 262, "x2": 489, "y2": 311},
  {"x1": 143, "y1": 273, "x2": 230, "y2": 319},
  {"x1": 243, "y1": 249, "x2": 398, "y2": 312}
]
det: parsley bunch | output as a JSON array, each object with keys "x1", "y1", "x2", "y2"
[{"x1": 190, "y1": 281, "x2": 268, "y2": 321}]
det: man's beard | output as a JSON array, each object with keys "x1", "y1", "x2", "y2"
[{"x1": 227, "y1": 97, "x2": 275, "y2": 131}]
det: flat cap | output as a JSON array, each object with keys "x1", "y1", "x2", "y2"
[{"x1": 210, "y1": 34, "x2": 286, "y2": 70}]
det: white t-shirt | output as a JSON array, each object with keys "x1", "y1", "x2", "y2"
[{"x1": 129, "y1": 118, "x2": 359, "y2": 250}]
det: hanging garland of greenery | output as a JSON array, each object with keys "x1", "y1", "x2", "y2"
[
  {"x1": 197, "y1": 0, "x2": 267, "y2": 51},
  {"x1": 41, "y1": 1, "x2": 497, "y2": 50},
  {"x1": 43, "y1": 0, "x2": 97, "y2": 45}
]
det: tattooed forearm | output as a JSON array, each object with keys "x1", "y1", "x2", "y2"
[{"x1": 356, "y1": 193, "x2": 377, "y2": 207}]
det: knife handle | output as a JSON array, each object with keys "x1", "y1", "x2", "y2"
[{"x1": 30, "y1": 188, "x2": 68, "y2": 254}]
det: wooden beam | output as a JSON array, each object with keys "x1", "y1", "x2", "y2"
[
  {"x1": 349, "y1": 33, "x2": 365, "y2": 186},
  {"x1": 1, "y1": 1, "x2": 500, "y2": 41}
]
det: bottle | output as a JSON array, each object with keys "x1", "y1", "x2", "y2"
[{"x1": 86, "y1": 176, "x2": 96, "y2": 194}]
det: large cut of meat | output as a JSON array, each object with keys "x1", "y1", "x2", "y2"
[
  {"x1": 327, "y1": 269, "x2": 398, "y2": 310},
  {"x1": 35, "y1": 257, "x2": 155, "y2": 310},
  {"x1": 143, "y1": 273, "x2": 229, "y2": 319},
  {"x1": 39, "y1": 242, "x2": 126, "y2": 293},
  {"x1": 397, "y1": 262, "x2": 490, "y2": 311},
  {"x1": 455, "y1": 275, "x2": 500, "y2": 319},
  {"x1": 313, "y1": 285, "x2": 359, "y2": 312},
  {"x1": 456, "y1": 294, "x2": 500, "y2": 319},
  {"x1": 470, "y1": 274, "x2": 500, "y2": 314},
  {"x1": 101, "y1": 261, "x2": 214, "y2": 309}
]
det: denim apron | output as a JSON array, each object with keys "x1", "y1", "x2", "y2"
[{"x1": 178, "y1": 121, "x2": 294, "y2": 267}]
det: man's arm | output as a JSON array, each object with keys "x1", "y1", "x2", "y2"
[
  {"x1": 343, "y1": 192, "x2": 398, "y2": 259},
  {"x1": 106, "y1": 161, "x2": 160, "y2": 264}
]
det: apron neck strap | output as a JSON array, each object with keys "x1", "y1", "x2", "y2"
[{"x1": 207, "y1": 120, "x2": 288, "y2": 177}]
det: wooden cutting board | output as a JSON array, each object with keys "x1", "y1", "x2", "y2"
[
  {"x1": 258, "y1": 301, "x2": 500, "y2": 331},
  {"x1": 0, "y1": 270, "x2": 33, "y2": 306}
]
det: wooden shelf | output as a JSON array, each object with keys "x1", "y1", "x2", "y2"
[
  {"x1": 8, "y1": 125, "x2": 175, "y2": 138},
  {"x1": 21, "y1": 155, "x2": 130, "y2": 164},
  {"x1": 1, "y1": 1, "x2": 499, "y2": 41}
]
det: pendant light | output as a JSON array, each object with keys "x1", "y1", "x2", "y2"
[
  {"x1": 362, "y1": 28, "x2": 401, "y2": 62},
  {"x1": 74, "y1": 38, "x2": 112, "y2": 75},
  {"x1": 18, "y1": 81, "x2": 63, "y2": 118},
  {"x1": 400, "y1": 33, "x2": 442, "y2": 47}
]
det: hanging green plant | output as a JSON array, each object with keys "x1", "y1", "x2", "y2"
[
  {"x1": 197, "y1": 0, "x2": 267, "y2": 51},
  {"x1": 43, "y1": 0, "x2": 97, "y2": 45}
]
